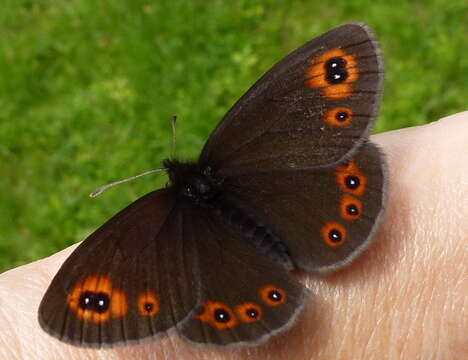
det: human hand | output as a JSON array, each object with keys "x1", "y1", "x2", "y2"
[{"x1": 0, "y1": 112, "x2": 466, "y2": 360}]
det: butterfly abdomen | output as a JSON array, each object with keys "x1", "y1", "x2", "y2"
[{"x1": 212, "y1": 198, "x2": 294, "y2": 269}]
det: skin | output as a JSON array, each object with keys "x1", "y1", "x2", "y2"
[{"x1": 0, "y1": 111, "x2": 467, "y2": 360}]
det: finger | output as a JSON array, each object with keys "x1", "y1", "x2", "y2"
[{"x1": 299, "y1": 111, "x2": 468, "y2": 359}]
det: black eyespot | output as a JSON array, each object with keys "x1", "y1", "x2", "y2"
[
  {"x1": 268, "y1": 290, "x2": 283, "y2": 302},
  {"x1": 246, "y1": 308, "x2": 259, "y2": 319},
  {"x1": 336, "y1": 111, "x2": 349, "y2": 122},
  {"x1": 328, "y1": 229, "x2": 342, "y2": 243},
  {"x1": 346, "y1": 204, "x2": 359, "y2": 216},
  {"x1": 214, "y1": 308, "x2": 231, "y2": 323},
  {"x1": 345, "y1": 175, "x2": 360, "y2": 189},
  {"x1": 79, "y1": 291, "x2": 93, "y2": 310},
  {"x1": 325, "y1": 57, "x2": 348, "y2": 84},
  {"x1": 144, "y1": 302, "x2": 153, "y2": 312},
  {"x1": 79, "y1": 291, "x2": 110, "y2": 313}
]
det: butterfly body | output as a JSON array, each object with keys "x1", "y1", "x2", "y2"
[
  {"x1": 164, "y1": 159, "x2": 222, "y2": 202},
  {"x1": 39, "y1": 23, "x2": 386, "y2": 348},
  {"x1": 164, "y1": 158, "x2": 294, "y2": 268}
]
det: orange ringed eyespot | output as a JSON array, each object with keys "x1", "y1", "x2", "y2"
[
  {"x1": 340, "y1": 195, "x2": 362, "y2": 220},
  {"x1": 137, "y1": 291, "x2": 160, "y2": 317},
  {"x1": 259, "y1": 285, "x2": 286, "y2": 306},
  {"x1": 66, "y1": 274, "x2": 128, "y2": 323},
  {"x1": 305, "y1": 48, "x2": 358, "y2": 99},
  {"x1": 235, "y1": 302, "x2": 263, "y2": 323},
  {"x1": 324, "y1": 107, "x2": 353, "y2": 126},
  {"x1": 335, "y1": 159, "x2": 367, "y2": 196},
  {"x1": 321, "y1": 222, "x2": 347, "y2": 247},
  {"x1": 196, "y1": 301, "x2": 238, "y2": 330}
]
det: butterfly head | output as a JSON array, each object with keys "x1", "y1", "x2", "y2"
[{"x1": 163, "y1": 159, "x2": 222, "y2": 203}]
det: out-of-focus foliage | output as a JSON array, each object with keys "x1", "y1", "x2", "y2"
[{"x1": 0, "y1": 0, "x2": 466, "y2": 271}]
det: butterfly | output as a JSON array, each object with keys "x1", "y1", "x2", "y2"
[{"x1": 39, "y1": 22, "x2": 386, "y2": 348}]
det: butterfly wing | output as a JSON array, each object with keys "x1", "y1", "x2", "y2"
[
  {"x1": 177, "y1": 203, "x2": 306, "y2": 346},
  {"x1": 200, "y1": 23, "x2": 383, "y2": 177},
  {"x1": 222, "y1": 142, "x2": 386, "y2": 273},
  {"x1": 39, "y1": 189, "x2": 200, "y2": 347},
  {"x1": 199, "y1": 23, "x2": 385, "y2": 273}
]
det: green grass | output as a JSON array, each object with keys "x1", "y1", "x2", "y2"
[{"x1": 0, "y1": 0, "x2": 467, "y2": 272}]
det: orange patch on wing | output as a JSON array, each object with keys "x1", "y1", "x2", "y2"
[
  {"x1": 66, "y1": 274, "x2": 128, "y2": 323},
  {"x1": 196, "y1": 301, "x2": 238, "y2": 330},
  {"x1": 340, "y1": 195, "x2": 363, "y2": 220},
  {"x1": 259, "y1": 285, "x2": 286, "y2": 307},
  {"x1": 324, "y1": 107, "x2": 353, "y2": 126},
  {"x1": 305, "y1": 48, "x2": 358, "y2": 99},
  {"x1": 235, "y1": 302, "x2": 263, "y2": 323},
  {"x1": 323, "y1": 84, "x2": 353, "y2": 99},
  {"x1": 111, "y1": 290, "x2": 128, "y2": 317},
  {"x1": 137, "y1": 291, "x2": 160, "y2": 317},
  {"x1": 335, "y1": 159, "x2": 367, "y2": 196},
  {"x1": 321, "y1": 221, "x2": 347, "y2": 247}
]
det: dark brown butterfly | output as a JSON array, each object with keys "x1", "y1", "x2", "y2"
[{"x1": 39, "y1": 22, "x2": 386, "y2": 347}]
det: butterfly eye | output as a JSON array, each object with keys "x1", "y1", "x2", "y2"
[
  {"x1": 198, "y1": 182, "x2": 211, "y2": 195},
  {"x1": 202, "y1": 166, "x2": 213, "y2": 176},
  {"x1": 259, "y1": 285, "x2": 286, "y2": 307},
  {"x1": 235, "y1": 302, "x2": 263, "y2": 323},
  {"x1": 196, "y1": 301, "x2": 238, "y2": 330},
  {"x1": 183, "y1": 175, "x2": 216, "y2": 200}
]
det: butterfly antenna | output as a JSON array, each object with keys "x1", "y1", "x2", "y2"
[
  {"x1": 171, "y1": 115, "x2": 177, "y2": 159},
  {"x1": 90, "y1": 116, "x2": 177, "y2": 197},
  {"x1": 89, "y1": 168, "x2": 167, "y2": 197}
]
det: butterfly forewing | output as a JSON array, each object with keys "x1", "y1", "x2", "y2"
[
  {"x1": 200, "y1": 23, "x2": 383, "y2": 177},
  {"x1": 39, "y1": 189, "x2": 201, "y2": 347}
]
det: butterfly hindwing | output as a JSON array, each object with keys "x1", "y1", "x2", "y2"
[
  {"x1": 222, "y1": 142, "x2": 386, "y2": 273},
  {"x1": 200, "y1": 23, "x2": 383, "y2": 177},
  {"x1": 178, "y1": 204, "x2": 306, "y2": 346},
  {"x1": 39, "y1": 189, "x2": 200, "y2": 347}
]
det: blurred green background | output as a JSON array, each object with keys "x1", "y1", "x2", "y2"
[{"x1": 0, "y1": 0, "x2": 467, "y2": 272}]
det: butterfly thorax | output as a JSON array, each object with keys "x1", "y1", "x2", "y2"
[
  {"x1": 164, "y1": 158, "x2": 293, "y2": 268},
  {"x1": 163, "y1": 159, "x2": 222, "y2": 203}
]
